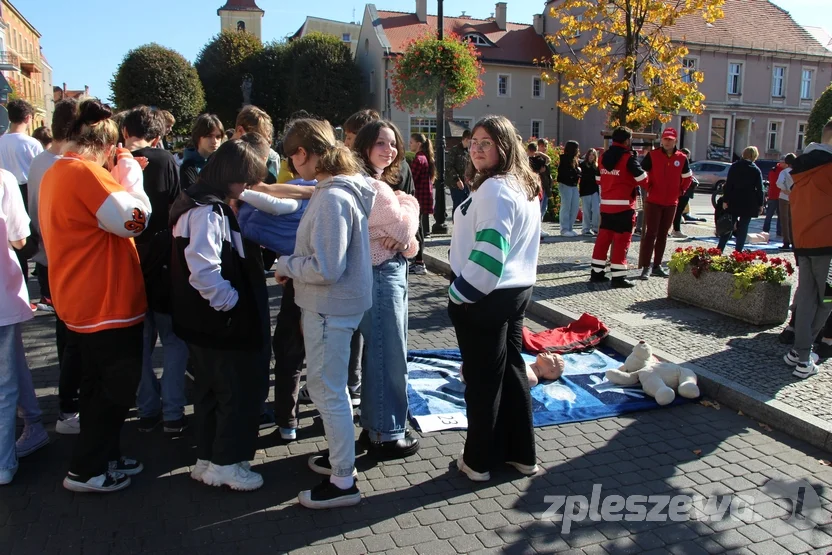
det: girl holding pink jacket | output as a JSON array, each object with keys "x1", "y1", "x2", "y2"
[{"x1": 350, "y1": 121, "x2": 421, "y2": 461}]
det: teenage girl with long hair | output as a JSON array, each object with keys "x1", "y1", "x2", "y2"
[
  {"x1": 409, "y1": 132, "x2": 435, "y2": 274},
  {"x1": 557, "y1": 140, "x2": 581, "y2": 236},
  {"x1": 448, "y1": 115, "x2": 542, "y2": 482},
  {"x1": 352, "y1": 121, "x2": 421, "y2": 460}
]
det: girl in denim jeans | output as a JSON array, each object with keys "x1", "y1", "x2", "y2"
[
  {"x1": 275, "y1": 119, "x2": 376, "y2": 509},
  {"x1": 352, "y1": 121, "x2": 421, "y2": 460},
  {"x1": 1, "y1": 168, "x2": 49, "y2": 486}
]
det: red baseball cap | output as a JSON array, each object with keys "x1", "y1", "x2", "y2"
[{"x1": 662, "y1": 127, "x2": 678, "y2": 140}]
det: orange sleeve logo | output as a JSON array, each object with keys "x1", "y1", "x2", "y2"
[{"x1": 124, "y1": 209, "x2": 147, "y2": 233}]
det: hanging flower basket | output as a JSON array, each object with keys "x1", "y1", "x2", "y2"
[
  {"x1": 391, "y1": 33, "x2": 484, "y2": 113},
  {"x1": 667, "y1": 247, "x2": 794, "y2": 325}
]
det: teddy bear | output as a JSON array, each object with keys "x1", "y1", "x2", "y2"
[{"x1": 604, "y1": 341, "x2": 700, "y2": 405}]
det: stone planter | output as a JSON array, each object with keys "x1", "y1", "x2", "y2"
[{"x1": 667, "y1": 270, "x2": 791, "y2": 326}]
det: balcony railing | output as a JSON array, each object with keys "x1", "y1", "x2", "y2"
[
  {"x1": 0, "y1": 50, "x2": 20, "y2": 70},
  {"x1": 17, "y1": 50, "x2": 41, "y2": 74}
]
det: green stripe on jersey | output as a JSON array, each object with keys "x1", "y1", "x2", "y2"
[
  {"x1": 449, "y1": 286, "x2": 464, "y2": 303},
  {"x1": 468, "y1": 250, "x2": 504, "y2": 277},
  {"x1": 475, "y1": 229, "x2": 509, "y2": 255}
]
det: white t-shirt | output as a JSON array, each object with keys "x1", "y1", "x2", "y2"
[
  {"x1": 776, "y1": 167, "x2": 793, "y2": 202},
  {"x1": 449, "y1": 174, "x2": 541, "y2": 304},
  {"x1": 0, "y1": 168, "x2": 34, "y2": 326},
  {"x1": 0, "y1": 132, "x2": 44, "y2": 185}
]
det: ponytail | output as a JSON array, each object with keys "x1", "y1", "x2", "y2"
[
  {"x1": 283, "y1": 118, "x2": 362, "y2": 177},
  {"x1": 64, "y1": 99, "x2": 118, "y2": 158}
]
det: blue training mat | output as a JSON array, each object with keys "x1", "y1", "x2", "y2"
[
  {"x1": 406, "y1": 348, "x2": 692, "y2": 432},
  {"x1": 697, "y1": 236, "x2": 784, "y2": 251}
]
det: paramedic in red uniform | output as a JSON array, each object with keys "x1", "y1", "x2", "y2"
[
  {"x1": 590, "y1": 126, "x2": 647, "y2": 289},
  {"x1": 637, "y1": 127, "x2": 692, "y2": 279}
]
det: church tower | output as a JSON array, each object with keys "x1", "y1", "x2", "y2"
[{"x1": 218, "y1": 0, "x2": 265, "y2": 41}]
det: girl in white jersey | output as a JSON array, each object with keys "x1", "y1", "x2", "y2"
[{"x1": 448, "y1": 115, "x2": 542, "y2": 482}]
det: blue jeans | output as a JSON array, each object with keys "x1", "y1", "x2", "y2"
[
  {"x1": 359, "y1": 255, "x2": 409, "y2": 442},
  {"x1": 137, "y1": 311, "x2": 189, "y2": 421},
  {"x1": 301, "y1": 309, "x2": 363, "y2": 478},
  {"x1": 1, "y1": 324, "x2": 41, "y2": 475},
  {"x1": 558, "y1": 184, "x2": 580, "y2": 233},
  {"x1": 540, "y1": 188, "x2": 549, "y2": 220},
  {"x1": 450, "y1": 185, "x2": 470, "y2": 215},
  {"x1": 762, "y1": 199, "x2": 781, "y2": 236},
  {"x1": 581, "y1": 193, "x2": 600, "y2": 233}
]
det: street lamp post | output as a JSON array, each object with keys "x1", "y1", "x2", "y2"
[{"x1": 432, "y1": 0, "x2": 449, "y2": 234}]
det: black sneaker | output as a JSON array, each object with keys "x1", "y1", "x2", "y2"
[
  {"x1": 589, "y1": 272, "x2": 610, "y2": 283},
  {"x1": 308, "y1": 452, "x2": 358, "y2": 477},
  {"x1": 298, "y1": 478, "x2": 361, "y2": 509},
  {"x1": 359, "y1": 430, "x2": 420, "y2": 460},
  {"x1": 651, "y1": 266, "x2": 670, "y2": 278},
  {"x1": 108, "y1": 456, "x2": 143, "y2": 476},
  {"x1": 63, "y1": 471, "x2": 131, "y2": 493},
  {"x1": 137, "y1": 414, "x2": 161, "y2": 432},
  {"x1": 259, "y1": 411, "x2": 276, "y2": 430},
  {"x1": 163, "y1": 416, "x2": 188, "y2": 434},
  {"x1": 611, "y1": 278, "x2": 636, "y2": 289}
]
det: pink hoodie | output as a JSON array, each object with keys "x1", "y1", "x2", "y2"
[{"x1": 366, "y1": 176, "x2": 420, "y2": 266}]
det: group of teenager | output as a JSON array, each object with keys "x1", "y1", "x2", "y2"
[{"x1": 0, "y1": 95, "x2": 547, "y2": 511}]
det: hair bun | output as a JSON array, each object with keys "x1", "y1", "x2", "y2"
[{"x1": 78, "y1": 99, "x2": 112, "y2": 127}]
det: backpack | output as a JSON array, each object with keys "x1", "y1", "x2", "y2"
[{"x1": 139, "y1": 228, "x2": 173, "y2": 314}]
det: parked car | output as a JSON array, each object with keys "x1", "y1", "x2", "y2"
[{"x1": 690, "y1": 161, "x2": 731, "y2": 191}]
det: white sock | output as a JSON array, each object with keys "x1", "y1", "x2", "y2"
[{"x1": 330, "y1": 474, "x2": 354, "y2": 490}]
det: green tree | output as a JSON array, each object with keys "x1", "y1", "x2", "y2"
[
  {"x1": 110, "y1": 43, "x2": 204, "y2": 132},
  {"x1": 281, "y1": 33, "x2": 361, "y2": 127},
  {"x1": 246, "y1": 42, "x2": 289, "y2": 126},
  {"x1": 195, "y1": 31, "x2": 263, "y2": 127},
  {"x1": 806, "y1": 83, "x2": 832, "y2": 145}
]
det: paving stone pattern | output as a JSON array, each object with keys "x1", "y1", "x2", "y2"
[
  {"x1": 426, "y1": 212, "x2": 832, "y2": 426},
  {"x1": 5, "y1": 272, "x2": 832, "y2": 554}
]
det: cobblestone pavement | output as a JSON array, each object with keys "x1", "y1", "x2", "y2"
[
  {"x1": 425, "y1": 202, "x2": 832, "y2": 428},
  {"x1": 5, "y1": 272, "x2": 832, "y2": 554}
]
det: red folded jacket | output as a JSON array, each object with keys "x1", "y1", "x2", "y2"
[{"x1": 522, "y1": 313, "x2": 609, "y2": 354}]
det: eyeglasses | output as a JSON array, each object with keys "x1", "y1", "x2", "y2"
[{"x1": 470, "y1": 139, "x2": 494, "y2": 152}]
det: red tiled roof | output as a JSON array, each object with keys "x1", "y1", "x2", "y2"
[
  {"x1": 376, "y1": 11, "x2": 551, "y2": 65},
  {"x1": 218, "y1": 0, "x2": 263, "y2": 13},
  {"x1": 668, "y1": 0, "x2": 832, "y2": 57}
]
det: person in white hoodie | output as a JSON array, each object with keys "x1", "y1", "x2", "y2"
[{"x1": 777, "y1": 153, "x2": 796, "y2": 250}]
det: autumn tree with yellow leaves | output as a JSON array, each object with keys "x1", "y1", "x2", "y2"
[{"x1": 540, "y1": 0, "x2": 724, "y2": 131}]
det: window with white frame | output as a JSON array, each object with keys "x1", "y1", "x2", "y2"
[
  {"x1": 771, "y1": 66, "x2": 785, "y2": 97},
  {"x1": 531, "y1": 119, "x2": 544, "y2": 139},
  {"x1": 464, "y1": 34, "x2": 489, "y2": 46},
  {"x1": 410, "y1": 117, "x2": 472, "y2": 141},
  {"x1": 727, "y1": 63, "x2": 742, "y2": 95},
  {"x1": 801, "y1": 69, "x2": 814, "y2": 100},
  {"x1": 532, "y1": 76, "x2": 543, "y2": 98},
  {"x1": 498, "y1": 74, "x2": 510, "y2": 97},
  {"x1": 681, "y1": 58, "x2": 697, "y2": 83},
  {"x1": 797, "y1": 122, "x2": 807, "y2": 151},
  {"x1": 767, "y1": 121, "x2": 781, "y2": 152}
]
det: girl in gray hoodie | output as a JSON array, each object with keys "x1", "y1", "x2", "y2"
[{"x1": 274, "y1": 119, "x2": 376, "y2": 509}]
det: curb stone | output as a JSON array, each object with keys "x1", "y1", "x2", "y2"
[{"x1": 422, "y1": 251, "x2": 832, "y2": 452}]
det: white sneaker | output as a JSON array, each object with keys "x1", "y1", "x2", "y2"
[
  {"x1": 191, "y1": 459, "x2": 210, "y2": 482},
  {"x1": 784, "y1": 350, "x2": 820, "y2": 367},
  {"x1": 63, "y1": 471, "x2": 130, "y2": 493},
  {"x1": 506, "y1": 461, "x2": 541, "y2": 476},
  {"x1": 540, "y1": 230, "x2": 550, "y2": 238},
  {"x1": 279, "y1": 427, "x2": 297, "y2": 441},
  {"x1": 16, "y1": 424, "x2": 49, "y2": 458},
  {"x1": 457, "y1": 451, "x2": 490, "y2": 482},
  {"x1": 671, "y1": 230, "x2": 688, "y2": 239},
  {"x1": 201, "y1": 462, "x2": 263, "y2": 491},
  {"x1": 793, "y1": 361, "x2": 820, "y2": 379},
  {"x1": 410, "y1": 264, "x2": 428, "y2": 276},
  {"x1": 561, "y1": 230, "x2": 578, "y2": 238},
  {"x1": 56, "y1": 413, "x2": 81, "y2": 435}
]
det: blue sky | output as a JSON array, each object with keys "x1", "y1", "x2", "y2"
[{"x1": 14, "y1": 0, "x2": 832, "y2": 103}]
